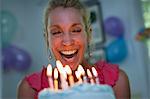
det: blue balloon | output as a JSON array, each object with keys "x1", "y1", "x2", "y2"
[
  {"x1": 0, "y1": 10, "x2": 18, "y2": 47},
  {"x1": 2, "y1": 45, "x2": 32, "y2": 72},
  {"x1": 106, "y1": 38, "x2": 128, "y2": 63},
  {"x1": 104, "y1": 17, "x2": 124, "y2": 37}
]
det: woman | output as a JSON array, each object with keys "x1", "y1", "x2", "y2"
[{"x1": 17, "y1": 0, "x2": 130, "y2": 99}]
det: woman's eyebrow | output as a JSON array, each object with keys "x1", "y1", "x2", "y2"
[
  {"x1": 71, "y1": 23, "x2": 83, "y2": 27},
  {"x1": 49, "y1": 25, "x2": 61, "y2": 29}
]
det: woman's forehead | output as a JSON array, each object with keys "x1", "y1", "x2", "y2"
[
  {"x1": 48, "y1": 7, "x2": 84, "y2": 26},
  {"x1": 50, "y1": 6, "x2": 81, "y2": 14}
]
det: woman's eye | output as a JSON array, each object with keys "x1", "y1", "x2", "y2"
[
  {"x1": 71, "y1": 28, "x2": 82, "y2": 33},
  {"x1": 52, "y1": 31, "x2": 61, "y2": 35},
  {"x1": 51, "y1": 30, "x2": 62, "y2": 36}
]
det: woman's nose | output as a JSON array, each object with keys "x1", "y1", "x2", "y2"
[{"x1": 62, "y1": 33, "x2": 74, "y2": 46}]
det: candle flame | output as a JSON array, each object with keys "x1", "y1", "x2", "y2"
[
  {"x1": 75, "y1": 71, "x2": 80, "y2": 79},
  {"x1": 56, "y1": 60, "x2": 64, "y2": 73},
  {"x1": 92, "y1": 67, "x2": 98, "y2": 77},
  {"x1": 75, "y1": 70, "x2": 82, "y2": 84},
  {"x1": 47, "y1": 64, "x2": 52, "y2": 76},
  {"x1": 87, "y1": 69, "x2": 92, "y2": 78},
  {"x1": 64, "y1": 65, "x2": 72, "y2": 75},
  {"x1": 77, "y1": 65, "x2": 85, "y2": 75},
  {"x1": 56, "y1": 60, "x2": 67, "y2": 79},
  {"x1": 54, "y1": 68, "x2": 58, "y2": 79}
]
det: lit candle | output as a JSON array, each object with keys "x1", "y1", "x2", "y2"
[
  {"x1": 77, "y1": 65, "x2": 87, "y2": 83},
  {"x1": 87, "y1": 69, "x2": 94, "y2": 84},
  {"x1": 54, "y1": 68, "x2": 58, "y2": 91},
  {"x1": 92, "y1": 67, "x2": 99, "y2": 84},
  {"x1": 75, "y1": 71, "x2": 82, "y2": 84},
  {"x1": 64, "y1": 65, "x2": 74, "y2": 87},
  {"x1": 56, "y1": 60, "x2": 68, "y2": 89},
  {"x1": 46, "y1": 64, "x2": 54, "y2": 89}
]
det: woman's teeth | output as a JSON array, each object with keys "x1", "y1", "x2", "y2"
[
  {"x1": 61, "y1": 50, "x2": 77, "y2": 55},
  {"x1": 60, "y1": 50, "x2": 78, "y2": 59}
]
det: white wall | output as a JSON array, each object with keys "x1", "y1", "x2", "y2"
[
  {"x1": 2, "y1": 0, "x2": 49, "y2": 98},
  {"x1": 100, "y1": 0, "x2": 149, "y2": 98}
]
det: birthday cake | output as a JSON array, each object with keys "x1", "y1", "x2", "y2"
[
  {"x1": 38, "y1": 83, "x2": 116, "y2": 99},
  {"x1": 39, "y1": 61, "x2": 116, "y2": 99}
]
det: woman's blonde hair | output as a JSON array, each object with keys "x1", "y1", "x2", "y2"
[{"x1": 43, "y1": 0, "x2": 91, "y2": 48}]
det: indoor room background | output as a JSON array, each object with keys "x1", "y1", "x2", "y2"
[{"x1": 0, "y1": 0, "x2": 150, "y2": 99}]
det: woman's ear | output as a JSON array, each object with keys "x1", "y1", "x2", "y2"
[
  {"x1": 44, "y1": 31, "x2": 49, "y2": 48},
  {"x1": 87, "y1": 26, "x2": 92, "y2": 43}
]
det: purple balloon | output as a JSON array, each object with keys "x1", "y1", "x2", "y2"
[
  {"x1": 104, "y1": 17, "x2": 124, "y2": 37},
  {"x1": 2, "y1": 45, "x2": 16, "y2": 71},
  {"x1": 2, "y1": 45, "x2": 32, "y2": 71}
]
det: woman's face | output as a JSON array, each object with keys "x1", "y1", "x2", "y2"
[{"x1": 48, "y1": 7, "x2": 87, "y2": 70}]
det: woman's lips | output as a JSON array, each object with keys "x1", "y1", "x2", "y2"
[{"x1": 59, "y1": 50, "x2": 78, "y2": 62}]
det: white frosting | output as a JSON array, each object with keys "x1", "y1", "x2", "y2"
[{"x1": 38, "y1": 83, "x2": 116, "y2": 99}]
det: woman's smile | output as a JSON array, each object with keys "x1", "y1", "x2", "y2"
[{"x1": 60, "y1": 50, "x2": 78, "y2": 60}]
